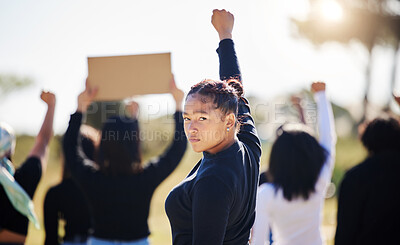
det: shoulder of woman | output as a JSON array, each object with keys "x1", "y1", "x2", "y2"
[
  {"x1": 258, "y1": 183, "x2": 276, "y2": 202},
  {"x1": 201, "y1": 160, "x2": 239, "y2": 184},
  {"x1": 194, "y1": 174, "x2": 234, "y2": 194}
]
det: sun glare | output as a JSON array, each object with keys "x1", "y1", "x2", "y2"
[{"x1": 318, "y1": 0, "x2": 344, "y2": 22}]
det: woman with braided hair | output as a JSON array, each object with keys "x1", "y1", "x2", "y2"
[{"x1": 165, "y1": 9, "x2": 261, "y2": 244}]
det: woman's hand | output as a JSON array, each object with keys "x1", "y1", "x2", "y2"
[
  {"x1": 170, "y1": 75, "x2": 184, "y2": 111},
  {"x1": 77, "y1": 79, "x2": 98, "y2": 113},
  {"x1": 311, "y1": 81, "x2": 326, "y2": 93},
  {"x1": 211, "y1": 9, "x2": 234, "y2": 41},
  {"x1": 40, "y1": 91, "x2": 56, "y2": 107},
  {"x1": 126, "y1": 101, "x2": 139, "y2": 119}
]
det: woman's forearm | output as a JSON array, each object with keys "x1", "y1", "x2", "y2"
[
  {"x1": 28, "y1": 102, "x2": 55, "y2": 170},
  {"x1": 37, "y1": 104, "x2": 55, "y2": 145},
  {"x1": 315, "y1": 91, "x2": 337, "y2": 159}
]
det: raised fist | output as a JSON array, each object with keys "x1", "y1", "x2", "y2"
[
  {"x1": 40, "y1": 91, "x2": 56, "y2": 107},
  {"x1": 126, "y1": 101, "x2": 139, "y2": 119},
  {"x1": 311, "y1": 82, "x2": 326, "y2": 93},
  {"x1": 211, "y1": 9, "x2": 234, "y2": 41}
]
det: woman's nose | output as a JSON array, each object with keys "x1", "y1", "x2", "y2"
[{"x1": 188, "y1": 121, "x2": 198, "y2": 134}]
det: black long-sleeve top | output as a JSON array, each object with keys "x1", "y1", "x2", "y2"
[
  {"x1": 335, "y1": 150, "x2": 400, "y2": 245},
  {"x1": 63, "y1": 112, "x2": 187, "y2": 241},
  {"x1": 0, "y1": 157, "x2": 42, "y2": 236},
  {"x1": 44, "y1": 178, "x2": 92, "y2": 245},
  {"x1": 165, "y1": 39, "x2": 262, "y2": 245}
]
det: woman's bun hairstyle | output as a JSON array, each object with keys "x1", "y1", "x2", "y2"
[{"x1": 226, "y1": 78, "x2": 243, "y2": 98}]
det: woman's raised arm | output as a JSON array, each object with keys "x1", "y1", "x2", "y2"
[
  {"x1": 28, "y1": 91, "x2": 56, "y2": 172},
  {"x1": 312, "y1": 82, "x2": 336, "y2": 172},
  {"x1": 213, "y1": 9, "x2": 261, "y2": 159}
]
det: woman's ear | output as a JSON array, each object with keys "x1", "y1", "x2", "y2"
[{"x1": 225, "y1": 113, "x2": 236, "y2": 129}]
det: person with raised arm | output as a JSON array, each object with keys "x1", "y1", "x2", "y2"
[
  {"x1": 0, "y1": 91, "x2": 56, "y2": 245},
  {"x1": 62, "y1": 77, "x2": 187, "y2": 245},
  {"x1": 165, "y1": 9, "x2": 261, "y2": 245},
  {"x1": 251, "y1": 82, "x2": 337, "y2": 245}
]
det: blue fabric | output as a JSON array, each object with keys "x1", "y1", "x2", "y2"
[
  {"x1": 88, "y1": 237, "x2": 149, "y2": 245},
  {"x1": 0, "y1": 157, "x2": 42, "y2": 235},
  {"x1": 0, "y1": 161, "x2": 39, "y2": 229},
  {"x1": 0, "y1": 157, "x2": 15, "y2": 176},
  {"x1": 63, "y1": 242, "x2": 88, "y2": 245}
]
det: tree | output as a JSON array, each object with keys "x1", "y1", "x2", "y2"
[
  {"x1": 0, "y1": 74, "x2": 34, "y2": 99},
  {"x1": 293, "y1": 0, "x2": 400, "y2": 122}
]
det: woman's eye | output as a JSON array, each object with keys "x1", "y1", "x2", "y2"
[
  {"x1": 199, "y1": 117, "x2": 207, "y2": 121},
  {"x1": 183, "y1": 117, "x2": 190, "y2": 121}
]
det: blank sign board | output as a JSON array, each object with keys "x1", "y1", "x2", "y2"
[{"x1": 88, "y1": 53, "x2": 171, "y2": 101}]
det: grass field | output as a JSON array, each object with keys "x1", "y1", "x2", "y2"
[{"x1": 10, "y1": 133, "x2": 366, "y2": 245}]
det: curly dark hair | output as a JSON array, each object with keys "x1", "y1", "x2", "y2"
[
  {"x1": 187, "y1": 78, "x2": 243, "y2": 118},
  {"x1": 361, "y1": 117, "x2": 400, "y2": 155}
]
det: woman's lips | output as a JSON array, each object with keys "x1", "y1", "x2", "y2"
[{"x1": 189, "y1": 138, "x2": 200, "y2": 143}]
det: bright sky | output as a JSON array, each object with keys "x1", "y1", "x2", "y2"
[{"x1": 0, "y1": 0, "x2": 399, "y2": 134}]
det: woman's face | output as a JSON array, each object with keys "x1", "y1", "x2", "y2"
[{"x1": 183, "y1": 94, "x2": 232, "y2": 154}]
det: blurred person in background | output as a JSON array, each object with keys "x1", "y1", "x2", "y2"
[
  {"x1": 251, "y1": 82, "x2": 336, "y2": 245},
  {"x1": 335, "y1": 115, "x2": 400, "y2": 245},
  {"x1": 63, "y1": 77, "x2": 187, "y2": 245},
  {"x1": 44, "y1": 125, "x2": 99, "y2": 245},
  {"x1": 0, "y1": 91, "x2": 56, "y2": 245},
  {"x1": 257, "y1": 94, "x2": 307, "y2": 245},
  {"x1": 165, "y1": 9, "x2": 261, "y2": 244},
  {"x1": 259, "y1": 94, "x2": 306, "y2": 186}
]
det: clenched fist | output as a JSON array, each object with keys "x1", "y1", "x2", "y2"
[
  {"x1": 211, "y1": 9, "x2": 234, "y2": 41},
  {"x1": 40, "y1": 91, "x2": 56, "y2": 107},
  {"x1": 311, "y1": 82, "x2": 326, "y2": 93}
]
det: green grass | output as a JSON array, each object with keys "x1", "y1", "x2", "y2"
[{"x1": 9, "y1": 134, "x2": 366, "y2": 245}]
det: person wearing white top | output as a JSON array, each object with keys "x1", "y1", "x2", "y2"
[{"x1": 251, "y1": 82, "x2": 336, "y2": 245}]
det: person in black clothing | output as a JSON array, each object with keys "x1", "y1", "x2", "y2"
[
  {"x1": 44, "y1": 125, "x2": 99, "y2": 245},
  {"x1": 0, "y1": 91, "x2": 56, "y2": 245},
  {"x1": 335, "y1": 117, "x2": 400, "y2": 245},
  {"x1": 63, "y1": 77, "x2": 187, "y2": 244},
  {"x1": 165, "y1": 9, "x2": 261, "y2": 245}
]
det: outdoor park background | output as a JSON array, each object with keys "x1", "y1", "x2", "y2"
[
  {"x1": 15, "y1": 130, "x2": 367, "y2": 245},
  {"x1": 1, "y1": 0, "x2": 400, "y2": 244}
]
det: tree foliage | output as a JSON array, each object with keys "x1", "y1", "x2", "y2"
[
  {"x1": 292, "y1": 0, "x2": 400, "y2": 120},
  {"x1": 0, "y1": 74, "x2": 34, "y2": 98}
]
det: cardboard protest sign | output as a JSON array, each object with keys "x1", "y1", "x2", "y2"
[{"x1": 88, "y1": 53, "x2": 171, "y2": 101}]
